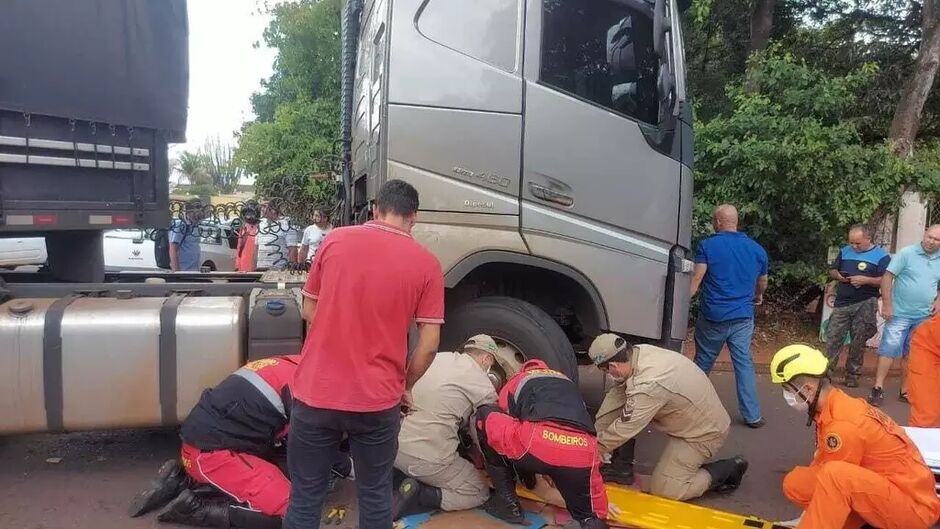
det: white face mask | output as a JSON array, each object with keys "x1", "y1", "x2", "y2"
[{"x1": 783, "y1": 389, "x2": 809, "y2": 412}]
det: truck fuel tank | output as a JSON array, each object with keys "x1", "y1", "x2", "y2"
[{"x1": 0, "y1": 295, "x2": 244, "y2": 435}]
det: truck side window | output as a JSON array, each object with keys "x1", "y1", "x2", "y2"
[{"x1": 540, "y1": 0, "x2": 660, "y2": 125}]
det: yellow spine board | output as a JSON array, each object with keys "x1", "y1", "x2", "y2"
[{"x1": 516, "y1": 483, "x2": 787, "y2": 529}]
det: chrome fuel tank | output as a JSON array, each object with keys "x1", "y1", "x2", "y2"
[{"x1": 0, "y1": 296, "x2": 244, "y2": 434}]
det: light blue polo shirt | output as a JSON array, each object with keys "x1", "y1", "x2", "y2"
[{"x1": 887, "y1": 243, "x2": 940, "y2": 319}]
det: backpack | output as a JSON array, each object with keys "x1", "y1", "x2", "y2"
[{"x1": 153, "y1": 228, "x2": 171, "y2": 269}]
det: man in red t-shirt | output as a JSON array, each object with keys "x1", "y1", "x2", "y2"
[{"x1": 284, "y1": 179, "x2": 445, "y2": 529}]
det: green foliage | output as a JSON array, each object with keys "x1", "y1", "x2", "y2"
[
  {"x1": 692, "y1": 51, "x2": 934, "y2": 299},
  {"x1": 203, "y1": 137, "x2": 244, "y2": 194},
  {"x1": 237, "y1": 0, "x2": 341, "y2": 214},
  {"x1": 172, "y1": 151, "x2": 211, "y2": 186}
]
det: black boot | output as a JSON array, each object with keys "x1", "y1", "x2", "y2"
[
  {"x1": 582, "y1": 518, "x2": 609, "y2": 529},
  {"x1": 228, "y1": 506, "x2": 281, "y2": 529},
  {"x1": 702, "y1": 456, "x2": 749, "y2": 493},
  {"x1": 601, "y1": 439, "x2": 636, "y2": 486},
  {"x1": 483, "y1": 462, "x2": 527, "y2": 525},
  {"x1": 561, "y1": 518, "x2": 608, "y2": 529},
  {"x1": 128, "y1": 459, "x2": 190, "y2": 517},
  {"x1": 157, "y1": 489, "x2": 229, "y2": 528},
  {"x1": 392, "y1": 478, "x2": 443, "y2": 520}
]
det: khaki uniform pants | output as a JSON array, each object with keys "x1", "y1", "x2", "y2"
[
  {"x1": 394, "y1": 451, "x2": 489, "y2": 511},
  {"x1": 650, "y1": 430, "x2": 727, "y2": 501}
]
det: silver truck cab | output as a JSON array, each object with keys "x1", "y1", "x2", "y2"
[{"x1": 344, "y1": 0, "x2": 692, "y2": 390}]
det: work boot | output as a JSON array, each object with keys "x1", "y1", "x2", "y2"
[
  {"x1": 577, "y1": 517, "x2": 609, "y2": 529},
  {"x1": 392, "y1": 478, "x2": 443, "y2": 520},
  {"x1": 483, "y1": 462, "x2": 528, "y2": 525},
  {"x1": 157, "y1": 489, "x2": 229, "y2": 528},
  {"x1": 228, "y1": 506, "x2": 280, "y2": 529},
  {"x1": 601, "y1": 440, "x2": 635, "y2": 485},
  {"x1": 843, "y1": 374, "x2": 859, "y2": 388},
  {"x1": 128, "y1": 459, "x2": 190, "y2": 517},
  {"x1": 703, "y1": 456, "x2": 749, "y2": 493}
]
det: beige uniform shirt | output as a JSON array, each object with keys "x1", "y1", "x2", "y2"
[
  {"x1": 398, "y1": 352, "x2": 498, "y2": 463},
  {"x1": 595, "y1": 344, "x2": 731, "y2": 453}
]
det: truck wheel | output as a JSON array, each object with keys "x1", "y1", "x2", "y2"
[{"x1": 442, "y1": 296, "x2": 578, "y2": 382}]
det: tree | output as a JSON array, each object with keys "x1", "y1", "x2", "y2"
[
  {"x1": 237, "y1": 0, "x2": 341, "y2": 223},
  {"x1": 203, "y1": 136, "x2": 244, "y2": 194},
  {"x1": 750, "y1": 0, "x2": 777, "y2": 53},
  {"x1": 171, "y1": 151, "x2": 211, "y2": 186},
  {"x1": 889, "y1": 0, "x2": 940, "y2": 158}
]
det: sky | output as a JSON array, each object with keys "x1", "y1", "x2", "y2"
[{"x1": 169, "y1": 0, "x2": 278, "y2": 182}]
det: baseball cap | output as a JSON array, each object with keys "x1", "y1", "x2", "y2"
[
  {"x1": 588, "y1": 333, "x2": 631, "y2": 366},
  {"x1": 462, "y1": 334, "x2": 499, "y2": 355}
]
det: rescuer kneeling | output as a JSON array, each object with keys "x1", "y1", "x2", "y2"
[
  {"x1": 771, "y1": 344, "x2": 940, "y2": 529},
  {"x1": 475, "y1": 359, "x2": 609, "y2": 529},
  {"x1": 589, "y1": 334, "x2": 748, "y2": 500},
  {"x1": 128, "y1": 355, "x2": 351, "y2": 528}
]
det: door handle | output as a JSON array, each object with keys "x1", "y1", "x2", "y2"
[{"x1": 529, "y1": 183, "x2": 574, "y2": 207}]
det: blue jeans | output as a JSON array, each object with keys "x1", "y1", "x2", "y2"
[
  {"x1": 693, "y1": 317, "x2": 762, "y2": 424},
  {"x1": 878, "y1": 316, "x2": 927, "y2": 359},
  {"x1": 284, "y1": 402, "x2": 401, "y2": 529}
]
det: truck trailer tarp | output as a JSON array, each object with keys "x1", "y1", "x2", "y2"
[{"x1": 0, "y1": 0, "x2": 189, "y2": 141}]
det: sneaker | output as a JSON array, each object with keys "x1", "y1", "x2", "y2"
[
  {"x1": 899, "y1": 391, "x2": 909, "y2": 403},
  {"x1": 843, "y1": 375, "x2": 859, "y2": 388},
  {"x1": 867, "y1": 387, "x2": 885, "y2": 407},
  {"x1": 745, "y1": 418, "x2": 766, "y2": 429}
]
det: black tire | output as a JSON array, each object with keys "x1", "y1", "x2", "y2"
[
  {"x1": 442, "y1": 296, "x2": 578, "y2": 382},
  {"x1": 202, "y1": 261, "x2": 217, "y2": 272}
]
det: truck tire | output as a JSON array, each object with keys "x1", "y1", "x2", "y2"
[{"x1": 442, "y1": 296, "x2": 578, "y2": 382}]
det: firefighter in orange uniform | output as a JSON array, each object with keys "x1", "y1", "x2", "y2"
[
  {"x1": 908, "y1": 315, "x2": 940, "y2": 427},
  {"x1": 770, "y1": 345, "x2": 940, "y2": 529}
]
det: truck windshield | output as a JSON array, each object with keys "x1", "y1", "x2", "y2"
[{"x1": 540, "y1": 0, "x2": 661, "y2": 125}]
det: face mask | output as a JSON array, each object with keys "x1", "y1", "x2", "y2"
[{"x1": 783, "y1": 389, "x2": 809, "y2": 412}]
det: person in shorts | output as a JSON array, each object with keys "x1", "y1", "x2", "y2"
[{"x1": 869, "y1": 225, "x2": 940, "y2": 406}]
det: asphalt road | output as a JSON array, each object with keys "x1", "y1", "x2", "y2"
[{"x1": 0, "y1": 372, "x2": 913, "y2": 529}]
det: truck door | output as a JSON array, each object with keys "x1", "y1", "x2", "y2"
[{"x1": 519, "y1": 0, "x2": 687, "y2": 340}]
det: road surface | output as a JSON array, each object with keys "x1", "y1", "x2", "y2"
[{"x1": 0, "y1": 372, "x2": 913, "y2": 528}]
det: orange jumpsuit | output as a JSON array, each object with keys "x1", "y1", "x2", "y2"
[
  {"x1": 908, "y1": 315, "x2": 940, "y2": 427},
  {"x1": 782, "y1": 388, "x2": 940, "y2": 529}
]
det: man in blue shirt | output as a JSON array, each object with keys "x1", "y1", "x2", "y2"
[
  {"x1": 690, "y1": 205, "x2": 769, "y2": 428},
  {"x1": 826, "y1": 224, "x2": 890, "y2": 388},
  {"x1": 169, "y1": 198, "x2": 204, "y2": 272},
  {"x1": 868, "y1": 224, "x2": 940, "y2": 407}
]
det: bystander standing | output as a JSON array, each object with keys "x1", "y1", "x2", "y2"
[
  {"x1": 284, "y1": 180, "x2": 445, "y2": 529},
  {"x1": 690, "y1": 204, "x2": 769, "y2": 428},
  {"x1": 868, "y1": 224, "x2": 940, "y2": 406},
  {"x1": 168, "y1": 198, "x2": 204, "y2": 272},
  {"x1": 300, "y1": 207, "x2": 333, "y2": 264},
  {"x1": 256, "y1": 200, "x2": 299, "y2": 271},
  {"x1": 825, "y1": 224, "x2": 890, "y2": 387}
]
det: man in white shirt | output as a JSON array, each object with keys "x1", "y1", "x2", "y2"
[
  {"x1": 256, "y1": 200, "x2": 299, "y2": 271},
  {"x1": 300, "y1": 208, "x2": 333, "y2": 264}
]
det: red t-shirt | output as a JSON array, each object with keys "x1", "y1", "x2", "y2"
[{"x1": 293, "y1": 221, "x2": 445, "y2": 412}]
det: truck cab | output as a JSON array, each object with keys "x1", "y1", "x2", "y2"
[{"x1": 343, "y1": 0, "x2": 693, "y2": 392}]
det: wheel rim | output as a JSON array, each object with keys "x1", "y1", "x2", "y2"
[{"x1": 489, "y1": 335, "x2": 526, "y2": 377}]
